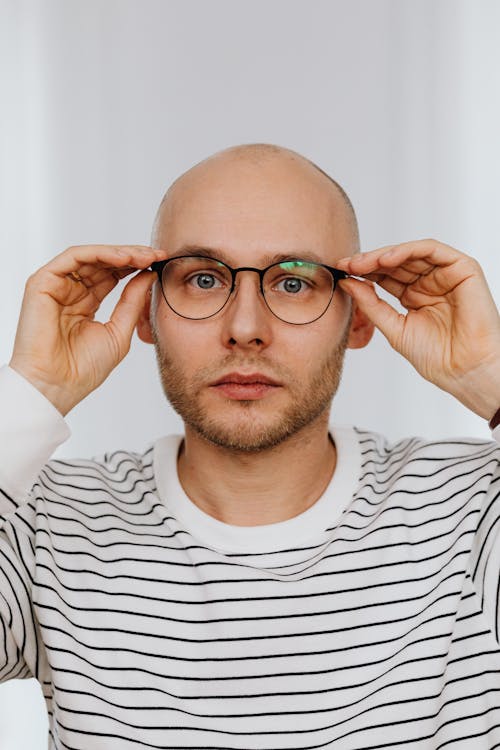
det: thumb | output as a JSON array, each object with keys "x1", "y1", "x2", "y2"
[
  {"x1": 106, "y1": 270, "x2": 156, "y2": 357},
  {"x1": 339, "y1": 277, "x2": 405, "y2": 351}
]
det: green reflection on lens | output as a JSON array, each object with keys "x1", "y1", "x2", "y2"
[{"x1": 279, "y1": 261, "x2": 314, "y2": 270}]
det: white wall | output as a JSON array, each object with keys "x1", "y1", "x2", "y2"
[{"x1": 1, "y1": 1, "x2": 499, "y2": 746}]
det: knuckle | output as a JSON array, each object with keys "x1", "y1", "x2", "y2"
[
  {"x1": 465, "y1": 256, "x2": 482, "y2": 274},
  {"x1": 25, "y1": 270, "x2": 43, "y2": 288}
]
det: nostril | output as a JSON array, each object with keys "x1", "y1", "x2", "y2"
[{"x1": 228, "y1": 336, "x2": 264, "y2": 347}]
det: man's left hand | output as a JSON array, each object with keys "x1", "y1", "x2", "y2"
[{"x1": 336, "y1": 239, "x2": 500, "y2": 421}]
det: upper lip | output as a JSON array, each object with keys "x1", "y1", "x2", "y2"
[{"x1": 212, "y1": 372, "x2": 281, "y2": 386}]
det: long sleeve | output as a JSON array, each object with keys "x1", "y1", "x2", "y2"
[
  {"x1": 0, "y1": 365, "x2": 70, "y2": 683},
  {"x1": 0, "y1": 364, "x2": 71, "y2": 509}
]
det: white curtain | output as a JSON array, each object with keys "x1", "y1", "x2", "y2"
[{"x1": 1, "y1": 1, "x2": 499, "y2": 746}]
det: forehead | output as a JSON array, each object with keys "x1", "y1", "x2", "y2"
[{"x1": 154, "y1": 156, "x2": 355, "y2": 266}]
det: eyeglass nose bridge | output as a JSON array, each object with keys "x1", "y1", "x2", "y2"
[{"x1": 227, "y1": 265, "x2": 268, "y2": 299}]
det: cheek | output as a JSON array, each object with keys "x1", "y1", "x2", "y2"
[
  {"x1": 156, "y1": 314, "x2": 216, "y2": 368},
  {"x1": 315, "y1": 299, "x2": 352, "y2": 345},
  {"x1": 273, "y1": 330, "x2": 331, "y2": 378},
  {"x1": 286, "y1": 314, "x2": 340, "y2": 354}
]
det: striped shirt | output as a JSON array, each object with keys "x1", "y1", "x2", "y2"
[{"x1": 1, "y1": 365, "x2": 500, "y2": 749}]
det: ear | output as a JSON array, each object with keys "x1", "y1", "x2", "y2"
[
  {"x1": 346, "y1": 301, "x2": 375, "y2": 350},
  {"x1": 136, "y1": 287, "x2": 155, "y2": 344}
]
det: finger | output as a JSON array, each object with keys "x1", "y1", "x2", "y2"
[
  {"x1": 29, "y1": 260, "x2": 142, "y2": 310},
  {"x1": 368, "y1": 276, "x2": 434, "y2": 310},
  {"x1": 64, "y1": 266, "x2": 114, "y2": 290},
  {"x1": 394, "y1": 258, "x2": 433, "y2": 275},
  {"x1": 104, "y1": 270, "x2": 156, "y2": 358},
  {"x1": 336, "y1": 239, "x2": 464, "y2": 275},
  {"x1": 336, "y1": 243, "x2": 398, "y2": 270},
  {"x1": 338, "y1": 255, "x2": 454, "y2": 294},
  {"x1": 88, "y1": 273, "x2": 124, "y2": 306},
  {"x1": 338, "y1": 257, "x2": 434, "y2": 283},
  {"x1": 56, "y1": 275, "x2": 122, "y2": 319},
  {"x1": 338, "y1": 277, "x2": 405, "y2": 351},
  {"x1": 70, "y1": 264, "x2": 138, "y2": 284},
  {"x1": 340, "y1": 251, "x2": 427, "y2": 277},
  {"x1": 361, "y1": 267, "x2": 422, "y2": 285},
  {"x1": 47, "y1": 245, "x2": 166, "y2": 277},
  {"x1": 372, "y1": 276, "x2": 408, "y2": 300},
  {"x1": 66, "y1": 269, "x2": 139, "y2": 304},
  {"x1": 88, "y1": 266, "x2": 147, "y2": 305},
  {"x1": 372, "y1": 242, "x2": 465, "y2": 272},
  {"x1": 60, "y1": 266, "x2": 141, "y2": 312}
]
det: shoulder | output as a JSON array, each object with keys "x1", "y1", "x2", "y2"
[
  {"x1": 38, "y1": 442, "x2": 157, "y2": 490},
  {"x1": 1, "y1": 440, "x2": 165, "y2": 533},
  {"x1": 353, "y1": 426, "x2": 500, "y2": 467},
  {"x1": 350, "y1": 426, "x2": 500, "y2": 498}
]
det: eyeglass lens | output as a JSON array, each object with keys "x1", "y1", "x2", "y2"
[{"x1": 161, "y1": 256, "x2": 335, "y2": 324}]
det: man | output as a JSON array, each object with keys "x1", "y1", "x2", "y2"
[{"x1": 1, "y1": 143, "x2": 499, "y2": 749}]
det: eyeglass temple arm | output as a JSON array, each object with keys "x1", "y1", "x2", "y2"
[{"x1": 150, "y1": 260, "x2": 164, "y2": 277}]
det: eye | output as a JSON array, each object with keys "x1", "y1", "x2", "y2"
[
  {"x1": 187, "y1": 273, "x2": 224, "y2": 290},
  {"x1": 274, "y1": 276, "x2": 311, "y2": 294}
]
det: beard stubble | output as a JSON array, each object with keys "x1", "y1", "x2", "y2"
[{"x1": 151, "y1": 319, "x2": 351, "y2": 454}]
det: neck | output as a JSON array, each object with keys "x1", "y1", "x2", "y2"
[{"x1": 176, "y1": 417, "x2": 336, "y2": 526}]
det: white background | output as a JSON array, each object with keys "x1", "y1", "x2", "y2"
[{"x1": 1, "y1": 1, "x2": 499, "y2": 746}]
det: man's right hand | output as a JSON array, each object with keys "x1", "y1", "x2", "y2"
[{"x1": 8, "y1": 245, "x2": 165, "y2": 416}]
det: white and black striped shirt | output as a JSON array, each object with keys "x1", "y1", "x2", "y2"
[{"x1": 1, "y1": 365, "x2": 500, "y2": 749}]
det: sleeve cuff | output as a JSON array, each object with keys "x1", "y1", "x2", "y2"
[{"x1": 0, "y1": 364, "x2": 71, "y2": 504}]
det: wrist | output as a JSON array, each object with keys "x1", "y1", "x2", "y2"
[
  {"x1": 8, "y1": 361, "x2": 76, "y2": 417},
  {"x1": 450, "y1": 354, "x2": 500, "y2": 421}
]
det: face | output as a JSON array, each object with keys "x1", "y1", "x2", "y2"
[{"x1": 138, "y1": 152, "x2": 373, "y2": 452}]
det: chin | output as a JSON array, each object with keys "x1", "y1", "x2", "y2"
[{"x1": 184, "y1": 408, "x2": 318, "y2": 453}]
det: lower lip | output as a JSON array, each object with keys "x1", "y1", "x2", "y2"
[{"x1": 212, "y1": 383, "x2": 280, "y2": 400}]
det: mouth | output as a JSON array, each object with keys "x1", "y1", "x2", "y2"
[{"x1": 210, "y1": 372, "x2": 282, "y2": 400}]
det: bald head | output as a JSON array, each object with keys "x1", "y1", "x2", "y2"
[{"x1": 151, "y1": 143, "x2": 360, "y2": 262}]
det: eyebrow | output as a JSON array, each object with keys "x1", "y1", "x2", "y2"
[{"x1": 174, "y1": 244, "x2": 326, "y2": 266}]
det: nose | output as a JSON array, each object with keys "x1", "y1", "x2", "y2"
[{"x1": 219, "y1": 269, "x2": 273, "y2": 351}]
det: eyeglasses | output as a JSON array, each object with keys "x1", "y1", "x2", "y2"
[{"x1": 150, "y1": 255, "x2": 349, "y2": 325}]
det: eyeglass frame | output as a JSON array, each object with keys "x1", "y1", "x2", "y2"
[{"x1": 150, "y1": 255, "x2": 350, "y2": 325}]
